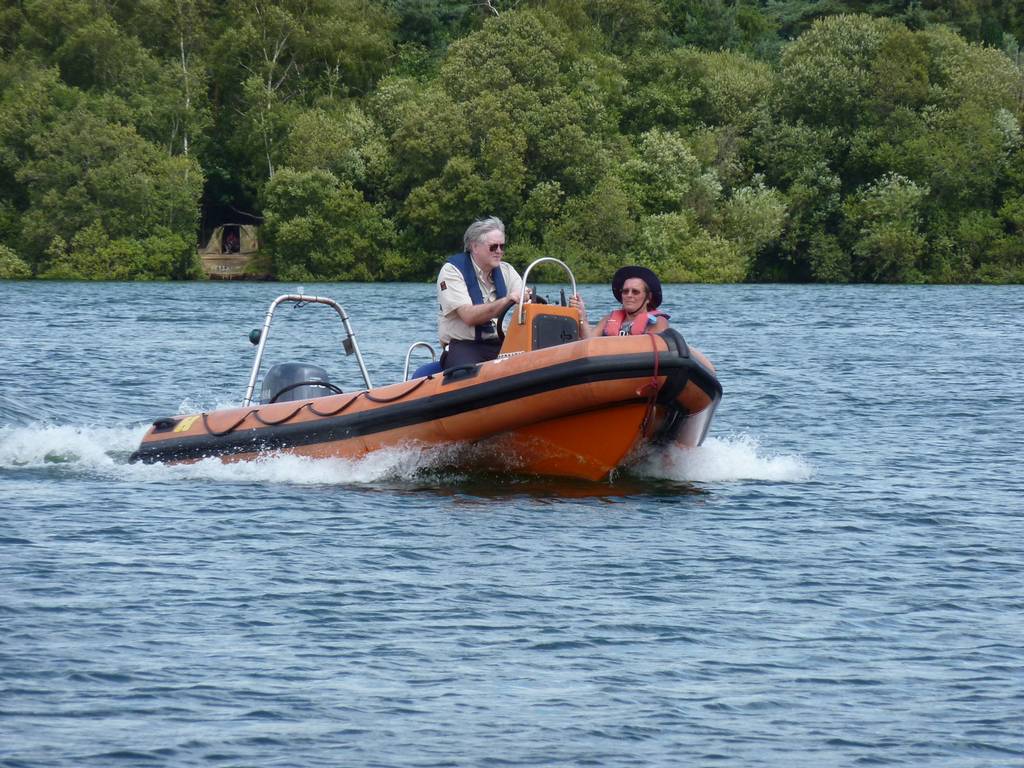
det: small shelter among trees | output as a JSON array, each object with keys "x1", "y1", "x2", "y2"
[{"x1": 199, "y1": 224, "x2": 266, "y2": 279}]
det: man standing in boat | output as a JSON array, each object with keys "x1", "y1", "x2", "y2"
[{"x1": 437, "y1": 216, "x2": 529, "y2": 369}]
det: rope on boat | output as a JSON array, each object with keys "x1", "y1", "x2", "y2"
[
  {"x1": 253, "y1": 403, "x2": 307, "y2": 426},
  {"x1": 363, "y1": 377, "x2": 430, "y2": 403},
  {"x1": 307, "y1": 393, "x2": 362, "y2": 417},
  {"x1": 638, "y1": 333, "x2": 662, "y2": 437},
  {"x1": 194, "y1": 377, "x2": 433, "y2": 438},
  {"x1": 202, "y1": 409, "x2": 258, "y2": 437}
]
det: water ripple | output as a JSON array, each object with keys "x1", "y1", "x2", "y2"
[{"x1": 2, "y1": 283, "x2": 1023, "y2": 767}]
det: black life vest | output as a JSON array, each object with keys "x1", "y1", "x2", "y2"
[{"x1": 447, "y1": 251, "x2": 508, "y2": 342}]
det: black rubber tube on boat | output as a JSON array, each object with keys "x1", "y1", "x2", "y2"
[
  {"x1": 130, "y1": 348, "x2": 720, "y2": 465},
  {"x1": 267, "y1": 380, "x2": 344, "y2": 403}
]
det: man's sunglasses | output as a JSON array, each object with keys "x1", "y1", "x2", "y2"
[{"x1": 488, "y1": 243, "x2": 506, "y2": 253}]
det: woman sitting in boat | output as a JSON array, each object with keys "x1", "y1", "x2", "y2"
[{"x1": 571, "y1": 265, "x2": 670, "y2": 338}]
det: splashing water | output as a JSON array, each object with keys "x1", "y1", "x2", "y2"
[
  {"x1": 635, "y1": 434, "x2": 813, "y2": 483},
  {"x1": 0, "y1": 421, "x2": 470, "y2": 485},
  {"x1": 0, "y1": 423, "x2": 144, "y2": 469},
  {"x1": 1, "y1": 421, "x2": 811, "y2": 487},
  {"x1": 126, "y1": 446, "x2": 458, "y2": 486}
]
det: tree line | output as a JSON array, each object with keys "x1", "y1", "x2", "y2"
[{"x1": 1, "y1": 0, "x2": 1022, "y2": 283}]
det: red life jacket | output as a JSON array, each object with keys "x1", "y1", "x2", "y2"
[{"x1": 601, "y1": 309, "x2": 669, "y2": 336}]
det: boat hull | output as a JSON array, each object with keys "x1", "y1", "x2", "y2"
[{"x1": 131, "y1": 329, "x2": 721, "y2": 481}]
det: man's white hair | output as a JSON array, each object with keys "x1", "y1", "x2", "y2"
[{"x1": 463, "y1": 216, "x2": 505, "y2": 252}]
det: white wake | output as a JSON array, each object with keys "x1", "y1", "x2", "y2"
[
  {"x1": 634, "y1": 433, "x2": 813, "y2": 483},
  {"x1": 1, "y1": 424, "x2": 812, "y2": 486},
  {"x1": 0, "y1": 422, "x2": 454, "y2": 485}
]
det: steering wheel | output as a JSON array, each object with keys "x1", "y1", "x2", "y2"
[{"x1": 496, "y1": 300, "x2": 513, "y2": 342}]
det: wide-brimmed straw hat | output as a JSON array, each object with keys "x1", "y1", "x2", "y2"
[{"x1": 611, "y1": 266, "x2": 662, "y2": 310}]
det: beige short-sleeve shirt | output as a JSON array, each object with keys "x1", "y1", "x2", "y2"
[{"x1": 437, "y1": 258, "x2": 524, "y2": 344}]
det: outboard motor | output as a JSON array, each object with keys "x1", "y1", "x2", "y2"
[{"x1": 259, "y1": 362, "x2": 336, "y2": 404}]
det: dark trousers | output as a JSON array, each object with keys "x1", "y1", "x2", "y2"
[{"x1": 441, "y1": 339, "x2": 502, "y2": 369}]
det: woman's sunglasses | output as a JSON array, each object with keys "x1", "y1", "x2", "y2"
[
  {"x1": 621, "y1": 288, "x2": 646, "y2": 296},
  {"x1": 488, "y1": 242, "x2": 506, "y2": 253}
]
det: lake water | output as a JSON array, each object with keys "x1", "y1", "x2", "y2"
[{"x1": 1, "y1": 280, "x2": 1022, "y2": 767}]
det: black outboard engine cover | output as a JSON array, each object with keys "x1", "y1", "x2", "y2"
[{"x1": 260, "y1": 362, "x2": 334, "y2": 404}]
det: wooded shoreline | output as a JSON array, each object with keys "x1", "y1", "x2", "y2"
[{"x1": 1, "y1": 2, "x2": 1022, "y2": 284}]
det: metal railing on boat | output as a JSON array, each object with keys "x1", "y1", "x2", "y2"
[
  {"x1": 517, "y1": 257, "x2": 577, "y2": 324},
  {"x1": 243, "y1": 294, "x2": 372, "y2": 407},
  {"x1": 403, "y1": 341, "x2": 438, "y2": 381}
]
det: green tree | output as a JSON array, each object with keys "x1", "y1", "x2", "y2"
[
  {"x1": 0, "y1": 61, "x2": 67, "y2": 212},
  {"x1": 437, "y1": 7, "x2": 615, "y2": 194},
  {"x1": 620, "y1": 48, "x2": 701, "y2": 134},
  {"x1": 620, "y1": 45, "x2": 774, "y2": 217},
  {"x1": 621, "y1": 128, "x2": 721, "y2": 217},
  {"x1": 386, "y1": 8, "x2": 620, "y2": 258},
  {"x1": 121, "y1": 0, "x2": 216, "y2": 159},
  {"x1": 516, "y1": 180, "x2": 565, "y2": 245},
  {"x1": 770, "y1": 14, "x2": 1024, "y2": 280},
  {"x1": 778, "y1": 166, "x2": 849, "y2": 282},
  {"x1": 373, "y1": 79, "x2": 471, "y2": 199},
  {"x1": 777, "y1": 14, "x2": 896, "y2": 130},
  {"x1": 0, "y1": 243, "x2": 31, "y2": 278},
  {"x1": 211, "y1": 0, "x2": 396, "y2": 197},
  {"x1": 16, "y1": 106, "x2": 202, "y2": 275},
  {"x1": 544, "y1": 174, "x2": 636, "y2": 280},
  {"x1": 17, "y1": 3, "x2": 212, "y2": 157},
  {"x1": 843, "y1": 172, "x2": 928, "y2": 282},
  {"x1": 42, "y1": 222, "x2": 195, "y2": 280},
  {"x1": 16, "y1": 0, "x2": 98, "y2": 58},
  {"x1": 400, "y1": 155, "x2": 491, "y2": 254},
  {"x1": 281, "y1": 105, "x2": 389, "y2": 190},
  {"x1": 663, "y1": 0, "x2": 778, "y2": 55},
  {"x1": 716, "y1": 177, "x2": 787, "y2": 269},
  {"x1": 695, "y1": 49, "x2": 774, "y2": 130},
  {"x1": 632, "y1": 212, "x2": 745, "y2": 283},
  {"x1": 212, "y1": 0, "x2": 396, "y2": 105},
  {"x1": 584, "y1": 0, "x2": 665, "y2": 53},
  {"x1": 4, "y1": 0, "x2": 1023, "y2": 284},
  {"x1": 261, "y1": 168, "x2": 402, "y2": 280}
]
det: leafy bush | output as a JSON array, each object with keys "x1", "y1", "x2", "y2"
[
  {"x1": 633, "y1": 213, "x2": 746, "y2": 283},
  {"x1": 0, "y1": 244, "x2": 31, "y2": 278},
  {"x1": 717, "y1": 179, "x2": 787, "y2": 265},
  {"x1": 262, "y1": 168, "x2": 400, "y2": 281},
  {"x1": 843, "y1": 173, "x2": 928, "y2": 282},
  {"x1": 39, "y1": 222, "x2": 192, "y2": 280}
]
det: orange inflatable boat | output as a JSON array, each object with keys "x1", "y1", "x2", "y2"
[{"x1": 131, "y1": 259, "x2": 721, "y2": 481}]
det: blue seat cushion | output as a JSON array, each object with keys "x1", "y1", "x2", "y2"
[{"x1": 411, "y1": 360, "x2": 443, "y2": 379}]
